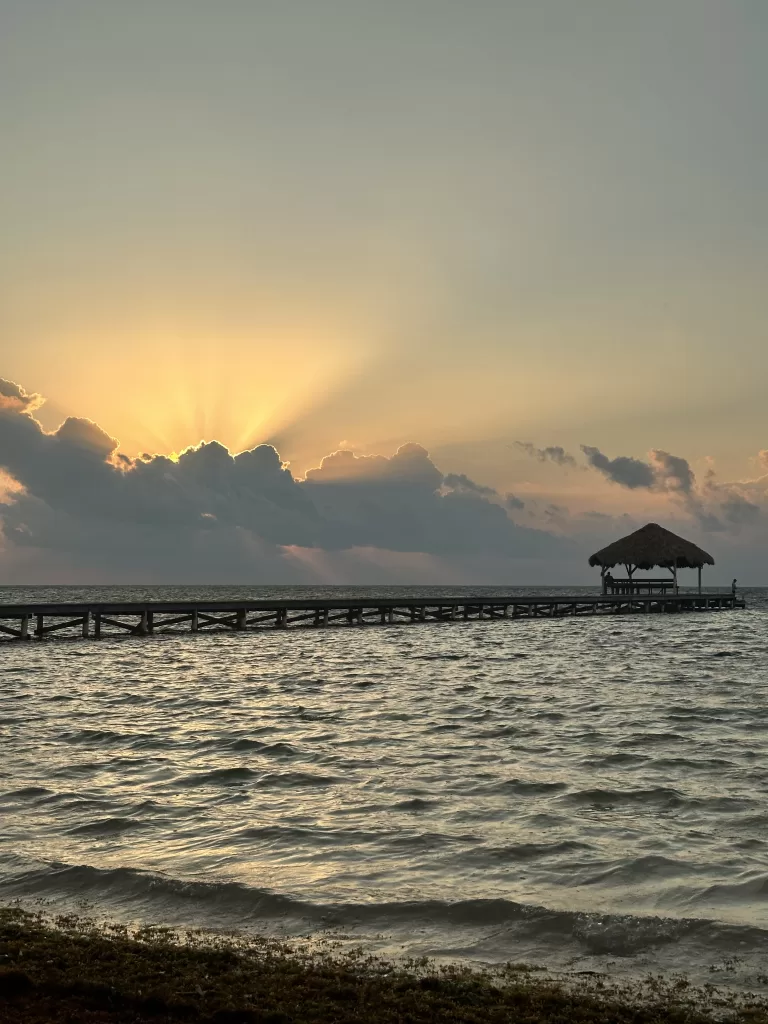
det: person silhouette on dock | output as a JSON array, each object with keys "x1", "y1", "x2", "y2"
[
  {"x1": 732, "y1": 578, "x2": 738, "y2": 596},
  {"x1": 604, "y1": 571, "x2": 614, "y2": 594}
]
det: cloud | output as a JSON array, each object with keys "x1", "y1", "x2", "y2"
[
  {"x1": 5, "y1": 376, "x2": 767, "y2": 582},
  {"x1": 721, "y1": 494, "x2": 760, "y2": 526},
  {"x1": 0, "y1": 380, "x2": 562, "y2": 579},
  {"x1": 523, "y1": 440, "x2": 698, "y2": 496},
  {"x1": 302, "y1": 445, "x2": 553, "y2": 557},
  {"x1": 443, "y1": 472, "x2": 497, "y2": 497},
  {"x1": 514, "y1": 442, "x2": 577, "y2": 466},
  {"x1": 649, "y1": 449, "x2": 695, "y2": 494},
  {"x1": 0, "y1": 378, "x2": 43, "y2": 414},
  {"x1": 304, "y1": 443, "x2": 443, "y2": 491},
  {"x1": 577, "y1": 444, "x2": 758, "y2": 533},
  {"x1": 580, "y1": 445, "x2": 656, "y2": 489},
  {"x1": 694, "y1": 462, "x2": 763, "y2": 533},
  {"x1": 575, "y1": 443, "x2": 766, "y2": 536},
  {"x1": 55, "y1": 417, "x2": 120, "y2": 458}
]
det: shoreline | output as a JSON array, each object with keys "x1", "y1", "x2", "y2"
[{"x1": 2, "y1": 905, "x2": 768, "y2": 1023}]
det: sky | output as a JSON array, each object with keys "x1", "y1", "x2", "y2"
[{"x1": 1, "y1": 1, "x2": 768, "y2": 584}]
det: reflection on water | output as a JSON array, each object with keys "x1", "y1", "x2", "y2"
[{"x1": 1, "y1": 586, "x2": 767, "y2": 985}]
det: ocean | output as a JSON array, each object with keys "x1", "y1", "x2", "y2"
[{"x1": 1, "y1": 585, "x2": 767, "y2": 991}]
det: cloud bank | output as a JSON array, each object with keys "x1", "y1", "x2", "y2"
[
  {"x1": 3, "y1": 379, "x2": 767, "y2": 582},
  {"x1": 0, "y1": 379, "x2": 562, "y2": 582}
]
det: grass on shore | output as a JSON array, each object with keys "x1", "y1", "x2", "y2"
[{"x1": 1, "y1": 904, "x2": 768, "y2": 1023}]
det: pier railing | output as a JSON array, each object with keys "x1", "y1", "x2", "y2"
[
  {"x1": 0, "y1": 591, "x2": 746, "y2": 643},
  {"x1": 604, "y1": 579, "x2": 737, "y2": 596}
]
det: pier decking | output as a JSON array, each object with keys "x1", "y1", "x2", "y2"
[{"x1": 0, "y1": 592, "x2": 745, "y2": 642}]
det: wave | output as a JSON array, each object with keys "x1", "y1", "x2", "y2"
[
  {"x1": 175, "y1": 766, "x2": 260, "y2": 786},
  {"x1": 391, "y1": 798, "x2": 438, "y2": 812},
  {"x1": 616, "y1": 732, "x2": 686, "y2": 746},
  {"x1": 457, "y1": 840, "x2": 593, "y2": 864},
  {"x1": 59, "y1": 729, "x2": 128, "y2": 746},
  {"x1": 651, "y1": 757, "x2": 735, "y2": 770},
  {"x1": 561, "y1": 786, "x2": 686, "y2": 809},
  {"x1": 563, "y1": 787, "x2": 754, "y2": 815},
  {"x1": 229, "y1": 739, "x2": 301, "y2": 756},
  {"x1": 175, "y1": 767, "x2": 338, "y2": 788},
  {"x1": 0, "y1": 786, "x2": 52, "y2": 801},
  {"x1": 5, "y1": 859, "x2": 768, "y2": 961},
  {"x1": 566, "y1": 854, "x2": 706, "y2": 886},
  {"x1": 695, "y1": 874, "x2": 768, "y2": 904},
  {"x1": 467, "y1": 779, "x2": 568, "y2": 797},
  {"x1": 67, "y1": 816, "x2": 148, "y2": 836},
  {"x1": 235, "y1": 824, "x2": 382, "y2": 846},
  {"x1": 579, "y1": 752, "x2": 648, "y2": 767}
]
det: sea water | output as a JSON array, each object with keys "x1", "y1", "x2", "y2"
[{"x1": 1, "y1": 585, "x2": 767, "y2": 989}]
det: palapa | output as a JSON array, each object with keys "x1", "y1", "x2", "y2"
[{"x1": 588, "y1": 522, "x2": 715, "y2": 571}]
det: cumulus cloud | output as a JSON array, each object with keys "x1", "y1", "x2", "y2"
[
  {"x1": 0, "y1": 378, "x2": 43, "y2": 414},
  {"x1": 304, "y1": 443, "x2": 443, "y2": 491},
  {"x1": 0, "y1": 380, "x2": 562, "y2": 579},
  {"x1": 6, "y1": 376, "x2": 767, "y2": 582},
  {"x1": 302, "y1": 444, "x2": 552, "y2": 557},
  {"x1": 54, "y1": 417, "x2": 119, "y2": 458}
]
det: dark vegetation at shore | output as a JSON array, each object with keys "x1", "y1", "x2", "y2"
[{"x1": 1, "y1": 906, "x2": 767, "y2": 1023}]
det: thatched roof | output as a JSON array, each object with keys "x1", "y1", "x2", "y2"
[{"x1": 588, "y1": 522, "x2": 715, "y2": 570}]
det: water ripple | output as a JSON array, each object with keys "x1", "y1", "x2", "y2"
[{"x1": 1, "y1": 584, "x2": 768, "y2": 982}]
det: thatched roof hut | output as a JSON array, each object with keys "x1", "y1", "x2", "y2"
[{"x1": 589, "y1": 522, "x2": 714, "y2": 576}]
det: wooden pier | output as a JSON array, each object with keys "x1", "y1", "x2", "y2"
[{"x1": 0, "y1": 592, "x2": 745, "y2": 643}]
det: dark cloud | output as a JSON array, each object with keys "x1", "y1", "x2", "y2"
[
  {"x1": 443, "y1": 472, "x2": 497, "y2": 497},
  {"x1": 0, "y1": 381, "x2": 562, "y2": 578},
  {"x1": 0, "y1": 378, "x2": 43, "y2": 414},
  {"x1": 580, "y1": 445, "x2": 656, "y2": 489},
  {"x1": 576, "y1": 445, "x2": 699, "y2": 499},
  {"x1": 650, "y1": 449, "x2": 695, "y2": 494},
  {"x1": 54, "y1": 417, "x2": 119, "y2": 458},
  {"x1": 7, "y1": 377, "x2": 761, "y2": 582},
  {"x1": 514, "y1": 442, "x2": 576, "y2": 466},
  {"x1": 525, "y1": 439, "x2": 698, "y2": 498},
  {"x1": 694, "y1": 463, "x2": 762, "y2": 532},
  {"x1": 721, "y1": 494, "x2": 760, "y2": 526},
  {"x1": 302, "y1": 445, "x2": 552, "y2": 556},
  {"x1": 523, "y1": 438, "x2": 697, "y2": 499}
]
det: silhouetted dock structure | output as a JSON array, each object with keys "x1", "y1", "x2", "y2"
[{"x1": 0, "y1": 591, "x2": 745, "y2": 642}]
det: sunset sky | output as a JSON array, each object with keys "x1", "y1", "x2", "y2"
[{"x1": 2, "y1": 1, "x2": 768, "y2": 583}]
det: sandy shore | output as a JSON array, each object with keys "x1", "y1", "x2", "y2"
[{"x1": 1, "y1": 904, "x2": 767, "y2": 1023}]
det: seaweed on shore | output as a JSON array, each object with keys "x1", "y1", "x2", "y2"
[{"x1": 1, "y1": 904, "x2": 767, "y2": 1023}]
